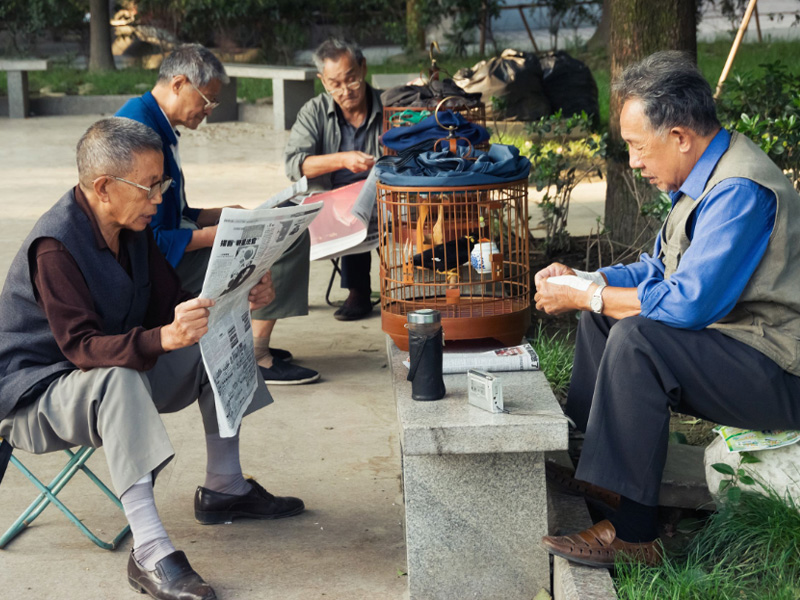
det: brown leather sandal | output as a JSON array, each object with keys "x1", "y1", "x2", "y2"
[{"x1": 542, "y1": 519, "x2": 663, "y2": 569}]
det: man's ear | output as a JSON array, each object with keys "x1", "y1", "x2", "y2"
[
  {"x1": 671, "y1": 126, "x2": 693, "y2": 153},
  {"x1": 171, "y1": 75, "x2": 187, "y2": 96},
  {"x1": 93, "y1": 176, "x2": 111, "y2": 203}
]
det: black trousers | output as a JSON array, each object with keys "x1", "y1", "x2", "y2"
[
  {"x1": 567, "y1": 313, "x2": 800, "y2": 506},
  {"x1": 340, "y1": 251, "x2": 371, "y2": 292}
]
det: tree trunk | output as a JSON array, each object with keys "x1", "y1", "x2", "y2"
[
  {"x1": 89, "y1": 0, "x2": 116, "y2": 71},
  {"x1": 406, "y1": 0, "x2": 426, "y2": 51},
  {"x1": 604, "y1": 0, "x2": 696, "y2": 248},
  {"x1": 587, "y1": 0, "x2": 612, "y2": 52}
]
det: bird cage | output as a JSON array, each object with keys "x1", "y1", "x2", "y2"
[{"x1": 377, "y1": 179, "x2": 530, "y2": 351}]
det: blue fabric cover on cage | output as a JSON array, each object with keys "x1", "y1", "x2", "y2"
[
  {"x1": 381, "y1": 110, "x2": 490, "y2": 152},
  {"x1": 375, "y1": 143, "x2": 531, "y2": 187}
]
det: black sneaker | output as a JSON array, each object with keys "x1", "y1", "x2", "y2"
[
  {"x1": 258, "y1": 359, "x2": 320, "y2": 385},
  {"x1": 333, "y1": 298, "x2": 374, "y2": 321},
  {"x1": 269, "y1": 347, "x2": 293, "y2": 362}
]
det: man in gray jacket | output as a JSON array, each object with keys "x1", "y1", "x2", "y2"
[{"x1": 284, "y1": 38, "x2": 383, "y2": 321}]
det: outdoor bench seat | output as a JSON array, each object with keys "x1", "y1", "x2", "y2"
[
  {"x1": 387, "y1": 338, "x2": 569, "y2": 599},
  {"x1": 0, "y1": 59, "x2": 48, "y2": 119},
  {"x1": 211, "y1": 63, "x2": 317, "y2": 130}
]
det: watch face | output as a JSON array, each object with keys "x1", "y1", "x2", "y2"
[{"x1": 591, "y1": 289, "x2": 603, "y2": 313}]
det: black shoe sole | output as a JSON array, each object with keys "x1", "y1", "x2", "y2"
[{"x1": 195, "y1": 504, "x2": 305, "y2": 525}]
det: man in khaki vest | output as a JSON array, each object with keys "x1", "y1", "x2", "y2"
[{"x1": 533, "y1": 51, "x2": 800, "y2": 568}]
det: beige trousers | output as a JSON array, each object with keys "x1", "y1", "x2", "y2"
[{"x1": 0, "y1": 345, "x2": 271, "y2": 495}]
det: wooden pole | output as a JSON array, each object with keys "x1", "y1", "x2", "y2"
[
  {"x1": 714, "y1": 0, "x2": 758, "y2": 99},
  {"x1": 754, "y1": 3, "x2": 763, "y2": 43},
  {"x1": 517, "y1": 7, "x2": 539, "y2": 52}
]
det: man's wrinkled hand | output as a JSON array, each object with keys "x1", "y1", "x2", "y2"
[
  {"x1": 161, "y1": 297, "x2": 215, "y2": 351},
  {"x1": 534, "y1": 262, "x2": 576, "y2": 288},
  {"x1": 342, "y1": 151, "x2": 375, "y2": 173},
  {"x1": 534, "y1": 279, "x2": 594, "y2": 316},
  {"x1": 248, "y1": 271, "x2": 275, "y2": 311}
]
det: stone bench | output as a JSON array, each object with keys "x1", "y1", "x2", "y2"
[
  {"x1": 0, "y1": 59, "x2": 48, "y2": 119},
  {"x1": 388, "y1": 339, "x2": 569, "y2": 599},
  {"x1": 210, "y1": 63, "x2": 317, "y2": 130}
]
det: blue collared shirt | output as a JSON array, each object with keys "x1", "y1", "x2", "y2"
[{"x1": 599, "y1": 129, "x2": 777, "y2": 329}]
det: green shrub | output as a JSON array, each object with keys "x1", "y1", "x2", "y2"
[{"x1": 717, "y1": 61, "x2": 800, "y2": 191}]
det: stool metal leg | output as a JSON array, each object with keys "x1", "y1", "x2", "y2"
[{"x1": 0, "y1": 448, "x2": 131, "y2": 550}]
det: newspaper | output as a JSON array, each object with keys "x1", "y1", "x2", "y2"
[
  {"x1": 198, "y1": 196, "x2": 323, "y2": 437},
  {"x1": 713, "y1": 425, "x2": 800, "y2": 453},
  {"x1": 403, "y1": 343, "x2": 540, "y2": 374},
  {"x1": 302, "y1": 169, "x2": 380, "y2": 261}
]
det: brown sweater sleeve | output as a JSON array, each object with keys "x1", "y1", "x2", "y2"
[{"x1": 32, "y1": 237, "x2": 166, "y2": 371}]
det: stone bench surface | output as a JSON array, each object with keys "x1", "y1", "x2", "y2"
[
  {"x1": 222, "y1": 63, "x2": 316, "y2": 81},
  {"x1": 390, "y1": 341, "x2": 569, "y2": 456},
  {"x1": 0, "y1": 59, "x2": 48, "y2": 71}
]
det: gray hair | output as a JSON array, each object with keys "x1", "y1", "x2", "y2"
[
  {"x1": 76, "y1": 118, "x2": 163, "y2": 187},
  {"x1": 157, "y1": 43, "x2": 229, "y2": 86},
  {"x1": 312, "y1": 38, "x2": 364, "y2": 73},
  {"x1": 614, "y1": 51, "x2": 720, "y2": 137}
]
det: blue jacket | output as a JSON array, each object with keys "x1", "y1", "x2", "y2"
[{"x1": 115, "y1": 92, "x2": 201, "y2": 267}]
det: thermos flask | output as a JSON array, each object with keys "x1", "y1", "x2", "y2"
[{"x1": 406, "y1": 309, "x2": 446, "y2": 401}]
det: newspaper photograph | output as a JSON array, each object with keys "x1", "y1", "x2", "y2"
[{"x1": 198, "y1": 197, "x2": 322, "y2": 437}]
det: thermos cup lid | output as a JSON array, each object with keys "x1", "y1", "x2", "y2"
[{"x1": 407, "y1": 308, "x2": 441, "y2": 324}]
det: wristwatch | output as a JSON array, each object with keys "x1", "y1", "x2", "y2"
[{"x1": 590, "y1": 284, "x2": 606, "y2": 314}]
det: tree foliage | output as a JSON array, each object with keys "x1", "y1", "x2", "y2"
[{"x1": 0, "y1": 0, "x2": 85, "y2": 55}]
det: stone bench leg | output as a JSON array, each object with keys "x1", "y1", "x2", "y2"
[
  {"x1": 403, "y1": 452, "x2": 550, "y2": 600},
  {"x1": 7, "y1": 71, "x2": 30, "y2": 119},
  {"x1": 207, "y1": 76, "x2": 239, "y2": 123},
  {"x1": 272, "y1": 79, "x2": 315, "y2": 130}
]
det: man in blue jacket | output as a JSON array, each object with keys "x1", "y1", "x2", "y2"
[{"x1": 116, "y1": 44, "x2": 318, "y2": 385}]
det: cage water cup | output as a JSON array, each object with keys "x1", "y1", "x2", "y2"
[{"x1": 470, "y1": 239, "x2": 500, "y2": 274}]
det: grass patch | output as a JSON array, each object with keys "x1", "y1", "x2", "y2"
[
  {"x1": 616, "y1": 488, "x2": 800, "y2": 599},
  {"x1": 528, "y1": 321, "x2": 575, "y2": 401}
]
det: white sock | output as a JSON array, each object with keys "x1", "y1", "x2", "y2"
[
  {"x1": 121, "y1": 476, "x2": 176, "y2": 571},
  {"x1": 204, "y1": 431, "x2": 252, "y2": 497}
]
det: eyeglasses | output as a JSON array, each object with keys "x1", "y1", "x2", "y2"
[
  {"x1": 323, "y1": 79, "x2": 363, "y2": 97},
  {"x1": 96, "y1": 176, "x2": 173, "y2": 200},
  {"x1": 189, "y1": 80, "x2": 220, "y2": 111}
]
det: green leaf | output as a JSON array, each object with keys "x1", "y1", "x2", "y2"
[
  {"x1": 397, "y1": 569, "x2": 407, "y2": 577},
  {"x1": 740, "y1": 452, "x2": 762, "y2": 464},
  {"x1": 668, "y1": 431, "x2": 688, "y2": 445},
  {"x1": 719, "y1": 479, "x2": 732, "y2": 493},
  {"x1": 739, "y1": 475, "x2": 756, "y2": 486},
  {"x1": 712, "y1": 463, "x2": 736, "y2": 476}
]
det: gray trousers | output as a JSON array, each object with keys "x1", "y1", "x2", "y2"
[
  {"x1": 175, "y1": 231, "x2": 310, "y2": 321},
  {"x1": 0, "y1": 345, "x2": 271, "y2": 496},
  {"x1": 568, "y1": 314, "x2": 800, "y2": 506}
]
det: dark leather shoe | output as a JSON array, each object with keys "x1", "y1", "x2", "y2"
[
  {"x1": 195, "y1": 478, "x2": 305, "y2": 525},
  {"x1": 542, "y1": 520, "x2": 663, "y2": 569},
  {"x1": 127, "y1": 550, "x2": 216, "y2": 600},
  {"x1": 333, "y1": 297, "x2": 374, "y2": 321},
  {"x1": 545, "y1": 460, "x2": 621, "y2": 510}
]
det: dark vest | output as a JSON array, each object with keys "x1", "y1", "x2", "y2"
[{"x1": 0, "y1": 189, "x2": 152, "y2": 420}]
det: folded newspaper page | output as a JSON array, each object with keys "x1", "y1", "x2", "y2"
[
  {"x1": 302, "y1": 169, "x2": 380, "y2": 261},
  {"x1": 198, "y1": 198, "x2": 322, "y2": 437},
  {"x1": 713, "y1": 425, "x2": 800, "y2": 453},
  {"x1": 403, "y1": 343, "x2": 540, "y2": 374}
]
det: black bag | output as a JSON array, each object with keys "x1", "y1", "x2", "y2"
[
  {"x1": 452, "y1": 49, "x2": 551, "y2": 121},
  {"x1": 380, "y1": 78, "x2": 482, "y2": 109},
  {"x1": 540, "y1": 51, "x2": 599, "y2": 123}
]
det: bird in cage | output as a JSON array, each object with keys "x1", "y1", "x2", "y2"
[{"x1": 413, "y1": 234, "x2": 476, "y2": 272}]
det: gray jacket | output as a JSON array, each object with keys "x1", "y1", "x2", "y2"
[{"x1": 284, "y1": 85, "x2": 383, "y2": 191}]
